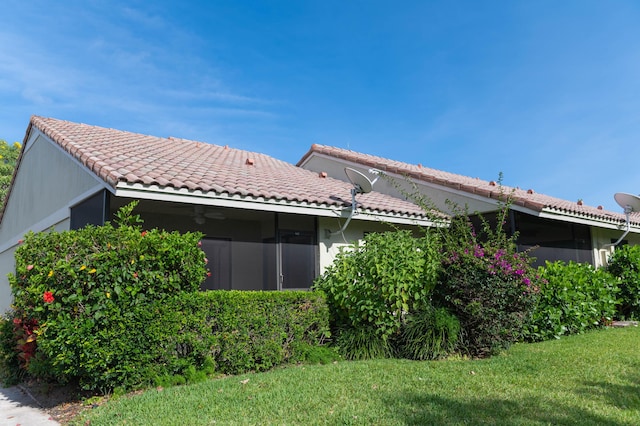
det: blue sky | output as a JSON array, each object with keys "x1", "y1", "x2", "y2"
[{"x1": 2, "y1": 1, "x2": 640, "y2": 211}]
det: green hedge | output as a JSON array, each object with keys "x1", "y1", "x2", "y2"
[
  {"x1": 4, "y1": 203, "x2": 330, "y2": 391},
  {"x1": 35, "y1": 290, "x2": 329, "y2": 391},
  {"x1": 607, "y1": 245, "x2": 640, "y2": 320},
  {"x1": 525, "y1": 261, "x2": 619, "y2": 342}
]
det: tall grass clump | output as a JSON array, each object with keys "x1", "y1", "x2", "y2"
[{"x1": 398, "y1": 306, "x2": 460, "y2": 360}]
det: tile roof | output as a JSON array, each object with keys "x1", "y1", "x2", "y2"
[
  {"x1": 299, "y1": 144, "x2": 640, "y2": 226},
  {"x1": 25, "y1": 116, "x2": 427, "y2": 218}
]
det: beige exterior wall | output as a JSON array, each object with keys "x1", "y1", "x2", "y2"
[
  {"x1": 0, "y1": 130, "x2": 102, "y2": 313},
  {"x1": 591, "y1": 225, "x2": 640, "y2": 268},
  {"x1": 317, "y1": 216, "x2": 424, "y2": 274}
]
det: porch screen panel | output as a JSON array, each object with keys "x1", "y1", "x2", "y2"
[
  {"x1": 200, "y1": 238, "x2": 232, "y2": 290},
  {"x1": 70, "y1": 190, "x2": 109, "y2": 230},
  {"x1": 280, "y1": 231, "x2": 316, "y2": 290}
]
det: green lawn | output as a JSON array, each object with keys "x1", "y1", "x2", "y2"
[{"x1": 76, "y1": 327, "x2": 640, "y2": 425}]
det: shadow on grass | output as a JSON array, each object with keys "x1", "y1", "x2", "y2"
[
  {"x1": 381, "y1": 391, "x2": 629, "y2": 426},
  {"x1": 577, "y1": 370, "x2": 640, "y2": 411}
]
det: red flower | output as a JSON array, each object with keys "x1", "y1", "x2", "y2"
[
  {"x1": 141, "y1": 231, "x2": 148, "y2": 237},
  {"x1": 43, "y1": 291, "x2": 54, "y2": 304},
  {"x1": 18, "y1": 239, "x2": 23, "y2": 244},
  {"x1": 206, "y1": 272, "x2": 212, "y2": 277},
  {"x1": 133, "y1": 272, "x2": 138, "y2": 278}
]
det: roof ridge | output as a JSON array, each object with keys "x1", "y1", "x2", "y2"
[
  {"x1": 303, "y1": 144, "x2": 635, "y2": 225},
  {"x1": 19, "y1": 117, "x2": 430, "y2": 219}
]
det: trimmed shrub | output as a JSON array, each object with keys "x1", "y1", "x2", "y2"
[
  {"x1": 153, "y1": 291, "x2": 330, "y2": 376},
  {"x1": 525, "y1": 261, "x2": 619, "y2": 341},
  {"x1": 607, "y1": 245, "x2": 640, "y2": 320},
  {"x1": 314, "y1": 230, "x2": 441, "y2": 359},
  {"x1": 6, "y1": 202, "x2": 208, "y2": 390},
  {"x1": 434, "y1": 213, "x2": 541, "y2": 357},
  {"x1": 399, "y1": 307, "x2": 460, "y2": 360},
  {"x1": 2, "y1": 202, "x2": 331, "y2": 391},
  {"x1": 9, "y1": 289, "x2": 329, "y2": 391}
]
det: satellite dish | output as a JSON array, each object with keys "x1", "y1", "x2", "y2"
[
  {"x1": 614, "y1": 193, "x2": 640, "y2": 213},
  {"x1": 603, "y1": 193, "x2": 640, "y2": 249},
  {"x1": 345, "y1": 168, "x2": 374, "y2": 194}
]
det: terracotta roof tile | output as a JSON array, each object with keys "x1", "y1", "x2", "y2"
[
  {"x1": 28, "y1": 116, "x2": 427, "y2": 218},
  {"x1": 299, "y1": 144, "x2": 639, "y2": 226}
]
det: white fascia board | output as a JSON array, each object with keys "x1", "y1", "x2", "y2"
[
  {"x1": 536, "y1": 209, "x2": 638, "y2": 233},
  {"x1": 114, "y1": 183, "x2": 434, "y2": 227}
]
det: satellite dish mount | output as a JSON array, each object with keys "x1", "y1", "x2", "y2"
[
  {"x1": 603, "y1": 192, "x2": 640, "y2": 248},
  {"x1": 327, "y1": 168, "x2": 380, "y2": 237}
]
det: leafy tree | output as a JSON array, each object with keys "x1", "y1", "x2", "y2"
[{"x1": 0, "y1": 140, "x2": 21, "y2": 210}]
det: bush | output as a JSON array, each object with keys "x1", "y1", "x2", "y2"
[
  {"x1": 0, "y1": 316, "x2": 24, "y2": 385},
  {"x1": 157, "y1": 291, "x2": 330, "y2": 376},
  {"x1": 525, "y1": 261, "x2": 619, "y2": 341},
  {"x1": 9, "y1": 204, "x2": 207, "y2": 327},
  {"x1": 2, "y1": 202, "x2": 332, "y2": 392},
  {"x1": 433, "y1": 212, "x2": 541, "y2": 357},
  {"x1": 398, "y1": 307, "x2": 460, "y2": 360},
  {"x1": 313, "y1": 230, "x2": 441, "y2": 359},
  {"x1": 607, "y1": 245, "x2": 640, "y2": 320},
  {"x1": 4, "y1": 202, "x2": 207, "y2": 390},
  {"x1": 335, "y1": 326, "x2": 395, "y2": 360}
]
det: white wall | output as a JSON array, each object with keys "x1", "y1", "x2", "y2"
[
  {"x1": 0, "y1": 130, "x2": 99, "y2": 313},
  {"x1": 317, "y1": 216, "x2": 424, "y2": 274},
  {"x1": 591, "y1": 225, "x2": 640, "y2": 268}
]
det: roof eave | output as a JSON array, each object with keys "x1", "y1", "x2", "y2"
[{"x1": 114, "y1": 182, "x2": 434, "y2": 227}]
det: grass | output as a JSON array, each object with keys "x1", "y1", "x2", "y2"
[{"x1": 76, "y1": 327, "x2": 640, "y2": 425}]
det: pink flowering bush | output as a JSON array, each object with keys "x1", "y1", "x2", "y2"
[{"x1": 434, "y1": 211, "x2": 542, "y2": 357}]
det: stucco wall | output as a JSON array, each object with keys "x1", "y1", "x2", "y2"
[
  {"x1": 317, "y1": 216, "x2": 424, "y2": 274},
  {"x1": 591, "y1": 225, "x2": 640, "y2": 268}
]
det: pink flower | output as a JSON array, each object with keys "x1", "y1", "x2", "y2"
[
  {"x1": 197, "y1": 241, "x2": 202, "y2": 247},
  {"x1": 26, "y1": 265, "x2": 34, "y2": 271},
  {"x1": 18, "y1": 239, "x2": 23, "y2": 244},
  {"x1": 204, "y1": 258, "x2": 209, "y2": 265}
]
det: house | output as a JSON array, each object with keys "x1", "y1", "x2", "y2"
[
  {"x1": 0, "y1": 117, "x2": 432, "y2": 313},
  {"x1": 298, "y1": 144, "x2": 640, "y2": 268}
]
